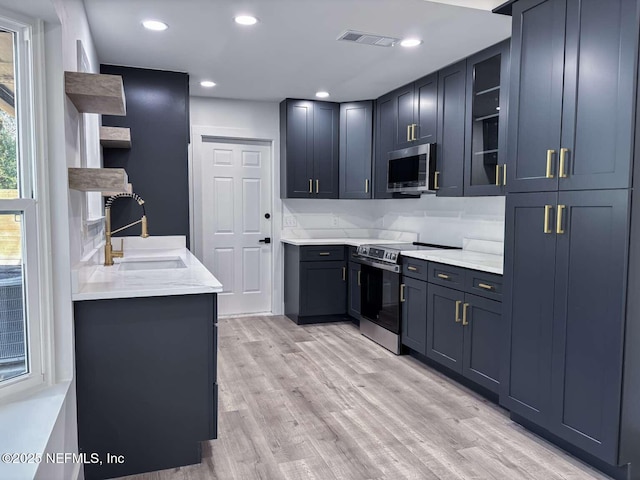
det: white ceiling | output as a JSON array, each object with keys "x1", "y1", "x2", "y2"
[{"x1": 83, "y1": 0, "x2": 511, "y2": 102}]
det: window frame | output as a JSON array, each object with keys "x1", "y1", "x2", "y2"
[{"x1": 0, "y1": 12, "x2": 51, "y2": 400}]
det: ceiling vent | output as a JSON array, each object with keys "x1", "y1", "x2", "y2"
[{"x1": 337, "y1": 30, "x2": 400, "y2": 48}]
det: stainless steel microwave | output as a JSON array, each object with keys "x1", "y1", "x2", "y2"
[{"x1": 387, "y1": 143, "x2": 436, "y2": 194}]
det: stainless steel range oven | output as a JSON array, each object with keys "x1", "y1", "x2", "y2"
[{"x1": 353, "y1": 242, "x2": 460, "y2": 355}]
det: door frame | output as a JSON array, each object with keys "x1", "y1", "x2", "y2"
[{"x1": 190, "y1": 125, "x2": 283, "y2": 315}]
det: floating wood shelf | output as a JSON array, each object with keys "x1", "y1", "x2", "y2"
[
  {"x1": 102, "y1": 183, "x2": 133, "y2": 197},
  {"x1": 68, "y1": 168, "x2": 128, "y2": 192},
  {"x1": 64, "y1": 72, "x2": 126, "y2": 116},
  {"x1": 100, "y1": 126, "x2": 131, "y2": 148}
]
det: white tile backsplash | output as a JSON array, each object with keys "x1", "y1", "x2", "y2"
[{"x1": 282, "y1": 195, "x2": 505, "y2": 248}]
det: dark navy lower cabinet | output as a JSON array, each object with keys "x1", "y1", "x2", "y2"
[
  {"x1": 74, "y1": 293, "x2": 217, "y2": 480},
  {"x1": 348, "y1": 261, "x2": 361, "y2": 319},
  {"x1": 426, "y1": 283, "x2": 465, "y2": 372},
  {"x1": 284, "y1": 244, "x2": 348, "y2": 324},
  {"x1": 424, "y1": 269, "x2": 503, "y2": 394},
  {"x1": 462, "y1": 294, "x2": 502, "y2": 392},
  {"x1": 503, "y1": 189, "x2": 636, "y2": 478},
  {"x1": 400, "y1": 276, "x2": 428, "y2": 355}
]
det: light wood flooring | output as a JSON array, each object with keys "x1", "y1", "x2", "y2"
[{"x1": 119, "y1": 316, "x2": 610, "y2": 480}]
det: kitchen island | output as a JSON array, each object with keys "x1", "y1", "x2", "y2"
[{"x1": 72, "y1": 236, "x2": 222, "y2": 480}]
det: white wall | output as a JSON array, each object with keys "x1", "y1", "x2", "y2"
[{"x1": 189, "y1": 96, "x2": 284, "y2": 313}]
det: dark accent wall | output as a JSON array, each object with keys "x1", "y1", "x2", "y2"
[{"x1": 101, "y1": 65, "x2": 190, "y2": 247}]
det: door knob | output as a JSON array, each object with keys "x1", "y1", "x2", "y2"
[{"x1": 259, "y1": 237, "x2": 271, "y2": 244}]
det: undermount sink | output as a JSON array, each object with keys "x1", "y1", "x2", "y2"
[{"x1": 117, "y1": 257, "x2": 187, "y2": 271}]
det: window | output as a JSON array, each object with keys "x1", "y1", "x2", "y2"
[{"x1": 0, "y1": 15, "x2": 45, "y2": 394}]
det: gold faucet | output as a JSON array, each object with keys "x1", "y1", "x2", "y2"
[{"x1": 104, "y1": 193, "x2": 149, "y2": 266}]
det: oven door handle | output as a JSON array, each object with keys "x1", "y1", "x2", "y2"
[{"x1": 351, "y1": 256, "x2": 401, "y2": 273}]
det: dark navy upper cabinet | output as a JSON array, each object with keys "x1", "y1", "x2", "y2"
[
  {"x1": 507, "y1": 0, "x2": 635, "y2": 193},
  {"x1": 395, "y1": 84, "x2": 416, "y2": 149},
  {"x1": 401, "y1": 276, "x2": 428, "y2": 355},
  {"x1": 373, "y1": 93, "x2": 395, "y2": 199},
  {"x1": 464, "y1": 40, "x2": 510, "y2": 196},
  {"x1": 414, "y1": 74, "x2": 438, "y2": 145},
  {"x1": 435, "y1": 61, "x2": 466, "y2": 197},
  {"x1": 340, "y1": 101, "x2": 373, "y2": 199},
  {"x1": 280, "y1": 99, "x2": 339, "y2": 199}
]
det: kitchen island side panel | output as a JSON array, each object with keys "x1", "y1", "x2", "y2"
[{"x1": 74, "y1": 293, "x2": 216, "y2": 480}]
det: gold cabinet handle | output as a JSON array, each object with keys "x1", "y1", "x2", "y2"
[
  {"x1": 559, "y1": 148, "x2": 569, "y2": 178},
  {"x1": 455, "y1": 300, "x2": 462, "y2": 323},
  {"x1": 434, "y1": 171, "x2": 440, "y2": 190},
  {"x1": 437, "y1": 273, "x2": 450, "y2": 280},
  {"x1": 478, "y1": 283, "x2": 494, "y2": 290},
  {"x1": 544, "y1": 205, "x2": 553, "y2": 234},
  {"x1": 462, "y1": 303, "x2": 470, "y2": 326},
  {"x1": 495, "y1": 165, "x2": 501, "y2": 186},
  {"x1": 357, "y1": 270, "x2": 361, "y2": 286},
  {"x1": 412, "y1": 124, "x2": 418, "y2": 141},
  {"x1": 400, "y1": 283, "x2": 406, "y2": 302},
  {"x1": 318, "y1": 252, "x2": 331, "y2": 256},
  {"x1": 503, "y1": 163, "x2": 507, "y2": 186},
  {"x1": 407, "y1": 124, "x2": 411, "y2": 142},
  {"x1": 342, "y1": 266, "x2": 346, "y2": 281},
  {"x1": 556, "y1": 204, "x2": 565, "y2": 234},
  {"x1": 315, "y1": 179, "x2": 319, "y2": 194},
  {"x1": 407, "y1": 266, "x2": 418, "y2": 272},
  {"x1": 546, "y1": 149, "x2": 556, "y2": 178},
  {"x1": 309, "y1": 179, "x2": 313, "y2": 193},
  {"x1": 365, "y1": 179, "x2": 369, "y2": 193}
]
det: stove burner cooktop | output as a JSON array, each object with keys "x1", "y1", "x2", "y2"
[{"x1": 356, "y1": 242, "x2": 460, "y2": 264}]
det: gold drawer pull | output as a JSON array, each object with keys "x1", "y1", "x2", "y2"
[
  {"x1": 434, "y1": 171, "x2": 440, "y2": 190},
  {"x1": 559, "y1": 148, "x2": 569, "y2": 178},
  {"x1": 462, "y1": 303, "x2": 470, "y2": 326},
  {"x1": 365, "y1": 179, "x2": 369, "y2": 193},
  {"x1": 400, "y1": 284, "x2": 406, "y2": 302},
  {"x1": 309, "y1": 179, "x2": 313, "y2": 193},
  {"x1": 557, "y1": 204, "x2": 566, "y2": 234},
  {"x1": 455, "y1": 300, "x2": 462, "y2": 323},
  {"x1": 318, "y1": 252, "x2": 331, "y2": 256},
  {"x1": 357, "y1": 270, "x2": 361, "y2": 286},
  {"x1": 544, "y1": 205, "x2": 553, "y2": 234},
  {"x1": 495, "y1": 165, "x2": 501, "y2": 186},
  {"x1": 342, "y1": 266, "x2": 346, "y2": 281},
  {"x1": 407, "y1": 266, "x2": 418, "y2": 272},
  {"x1": 437, "y1": 273, "x2": 450, "y2": 280},
  {"x1": 478, "y1": 283, "x2": 494, "y2": 290},
  {"x1": 315, "y1": 179, "x2": 319, "y2": 194},
  {"x1": 546, "y1": 149, "x2": 556, "y2": 178}
]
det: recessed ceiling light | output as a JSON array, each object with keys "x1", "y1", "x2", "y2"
[
  {"x1": 315, "y1": 91, "x2": 330, "y2": 98},
  {"x1": 400, "y1": 38, "x2": 422, "y2": 48},
  {"x1": 142, "y1": 20, "x2": 168, "y2": 31},
  {"x1": 200, "y1": 81, "x2": 216, "y2": 88},
  {"x1": 234, "y1": 15, "x2": 258, "y2": 26}
]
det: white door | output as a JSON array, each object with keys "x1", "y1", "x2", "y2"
[{"x1": 194, "y1": 137, "x2": 272, "y2": 316}]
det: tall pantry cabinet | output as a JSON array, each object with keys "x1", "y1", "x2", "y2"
[{"x1": 499, "y1": 0, "x2": 640, "y2": 477}]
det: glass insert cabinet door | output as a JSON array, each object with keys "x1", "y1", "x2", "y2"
[{"x1": 469, "y1": 53, "x2": 502, "y2": 188}]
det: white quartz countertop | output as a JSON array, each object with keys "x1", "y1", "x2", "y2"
[
  {"x1": 401, "y1": 249, "x2": 504, "y2": 275},
  {"x1": 72, "y1": 247, "x2": 223, "y2": 301},
  {"x1": 281, "y1": 238, "x2": 411, "y2": 247}
]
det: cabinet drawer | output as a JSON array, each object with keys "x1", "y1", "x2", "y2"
[
  {"x1": 428, "y1": 263, "x2": 465, "y2": 289},
  {"x1": 465, "y1": 270, "x2": 503, "y2": 301},
  {"x1": 300, "y1": 246, "x2": 345, "y2": 262},
  {"x1": 402, "y1": 257, "x2": 429, "y2": 281}
]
